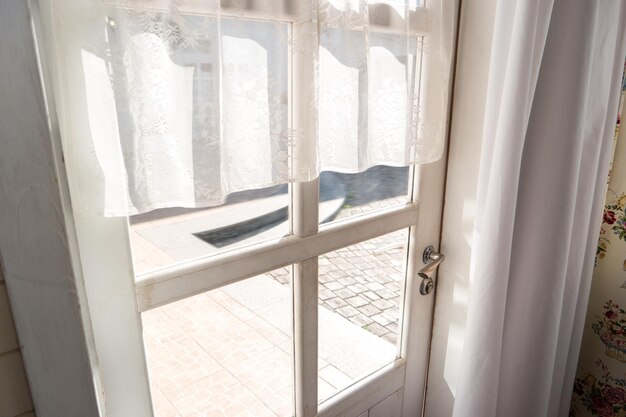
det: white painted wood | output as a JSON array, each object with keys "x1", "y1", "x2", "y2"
[
  {"x1": 136, "y1": 204, "x2": 418, "y2": 311},
  {"x1": 0, "y1": 2, "x2": 101, "y2": 415},
  {"x1": 293, "y1": 180, "x2": 320, "y2": 237},
  {"x1": 292, "y1": 179, "x2": 320, "y2": 417},
  {"x1": 400, "y1": 163, "x2": 449, "y2": 417},
  {"x1": 293, "y1": 258, "x2": 319, "y2": 417},
  {"x1": 1, "y1": 1, "x2": 455, "y2": 417},
  {"x1": 70, "y1": 217, "x2": 155, "y2": 417},
  {"x1": 291, "y1": 13, "x2": 321, "y2": 403},
  {"x1": 15, "y1": 3, "x2": 455, "y2": 417},
  {"x1": 370, "y1": 390, "x2": 403, "y2": 417},
  {"x1": 31, "y1": 0, "x2": 155, "y2": 415},
  {"x1": 103, "y1": 0, "x2": 431, "y2": 35},
  {"x1": 318, "y1": 360, "x2": 406, "y2": 417},
  {"x1": 400, "y1": 1, "x2": 459, "y2": 415},
  {"x1": 423, "y1": 0, "x2": 497, "y2": 416}
]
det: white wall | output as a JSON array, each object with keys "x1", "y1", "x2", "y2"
[{"x1": 0, "y1": 266, "x2": 35, "y2": 417}]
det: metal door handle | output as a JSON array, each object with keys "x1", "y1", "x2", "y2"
[{"x1": 418, "y1": 245, "x2": 445, "y2": 295}]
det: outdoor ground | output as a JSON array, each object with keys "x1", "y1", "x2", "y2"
[{"x1": 133, "y1": 166, "x2": 409, "y2": 417}]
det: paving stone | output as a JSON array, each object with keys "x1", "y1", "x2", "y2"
[
  {"x1": 346, "y1": 296, "x2": 368, "y2": 308},
  {"x1": 333, "y1": 259, "x2": 351, "y2": 269},
  {"x1": 350, "y1": 313, "x2": 374, "y2": 328},
  {"x1": 354, "y1": 275, "x2": 370, "y2": 285},
  {"x1": 336, "y1": 305, "x2": 360, "y2": 318},
  {"x1": 347, "y1": 283, "x2": 368, "y2": 294},
  {"x1": 364, "y1": 269, "x2": 381, "y2": 278},
  {"x1": 267, "y1": 268, "x2": 291, "y2": 286},
  {"x1": 382, "y1": 332, "x2": 397, "y2": 344},
  {"x1": 329, "y1": 270, "x2": 347, "y2": 279},
  {"x1": 366, "y1": 282, "x2": 385, "y2": 291},
  {"x1": 334, "y1": 288, "x2": 356, "y2": 299},
  {"x1": 361, "y1": 290, "x2": 381, "y2": 301},
  {"x1": 319, "y1": 364, "x2": 353, "y2": 390},
  {"x1": 325, "y1": 297, "x2": 348, "y2": 309},
  {"x1": 386, "y1": 321, "x2": 399, "y2": 334},
  {"x1": 358, "y1": 304, "x2": 382, "y2": 316},
  {"x1": 386, "y1": 281, "x2": 403, "y2": 292},
  {"x1": 374, "y1": 275, "x2": 393, "y2": 284},
  {"x1": 319, "y1": 274, "x2": 334, "y2": 284},
  {"x1": 377, "y1": 289, "x2": 396, "y2": 299},
  {"x1": 372, "y1": 312, "x2": 394, "y2": 326},
  {"x1": 337, "y1": 277, "x2": 357, "y2": 286},
  {"x1": 319, "y1": 288, "x2": 335, "y2": 301},
  {"x1": 324, "y1": 281, "x2": 344, "y2": 291},
  {"x1": 385, "y1": 304, "x2": 400, "y2": 316},
  {"x1": 372, "y1": 298, "x2": 394, "y2": 311},
  {"x1": 364, "y1": 322, "x2": 388, "y2": 337}
]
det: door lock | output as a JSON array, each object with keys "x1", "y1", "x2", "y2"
[{"x1": 418, "y1": 245, "x2": 445, "y2": 295}]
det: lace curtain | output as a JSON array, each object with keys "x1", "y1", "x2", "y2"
[{"x1": 39, "y1": 0, "x2": 453, "y2": 216}]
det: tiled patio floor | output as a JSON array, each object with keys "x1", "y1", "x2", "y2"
[
  {"x1": 134, "y1": 192, "x2": 408, "y2": 416},
  {"x1": 143, "y1": 274, "x2": 397, "y2": 417}
]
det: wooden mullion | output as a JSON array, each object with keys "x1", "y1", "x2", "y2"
[{"x1": 135, "y1": 203, "x2": 418, "y2": 312}]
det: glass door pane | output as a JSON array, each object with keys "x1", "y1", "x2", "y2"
[
  {"x1": 142, "y1": 269, "x2": 294, "y2": 417},
  {"x1": 319, "y1": 166, "x2": 410, "y2": 225},
  {"x1": 130, "y1": 184, "x2": 289, "y2": 275},
  {"x1": 317, "y1": 229, "x2": 409, "y2": 403}
]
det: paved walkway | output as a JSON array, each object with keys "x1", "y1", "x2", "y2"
[
  {"x1": 132, "y1": 195, "x2": 408, "y2": 342},
  {"x1": 267, "y1": 217, "x2": 406, "y2": 344},
  {"x1": 132, "y1": 167, "x2": 410, "y2": 416},
  {"x1": 143, "y1": 274, "x2": 396, "y2": 417}
]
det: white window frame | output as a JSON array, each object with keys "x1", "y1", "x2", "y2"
[{"x1": 0, "y1": 0, "x2": 460, "y2": 416}]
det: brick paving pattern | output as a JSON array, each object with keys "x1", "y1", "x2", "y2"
[{"x1": 268, "y1": 196, "x2": 408, "y2": 344}]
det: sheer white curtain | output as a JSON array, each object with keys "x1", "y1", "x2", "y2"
[
  {"x1": 39, "y1": 0, "x2": 453, "y2": 216},
  {"x1": 453, "y1": 1, "x2": 626, "y2": 417}
]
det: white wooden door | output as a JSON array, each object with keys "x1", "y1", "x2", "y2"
[{"x1": 25, "y1": 1, "x2": 455, "y2": 417}]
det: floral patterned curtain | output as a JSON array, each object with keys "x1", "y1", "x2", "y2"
[{"x1": 571, "y1": 66, "x2": 626, "y2": 417}]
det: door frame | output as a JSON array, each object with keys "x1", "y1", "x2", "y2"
[
  {"x1": 0, "y1": 1, "x2": 104, "y2": 415},
  {"x1": 423, "y1": 0, "x2": 498, "y2": 415},
  {"x1": 0, "y1": 0, "x2": 460, "y2": 416}
]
